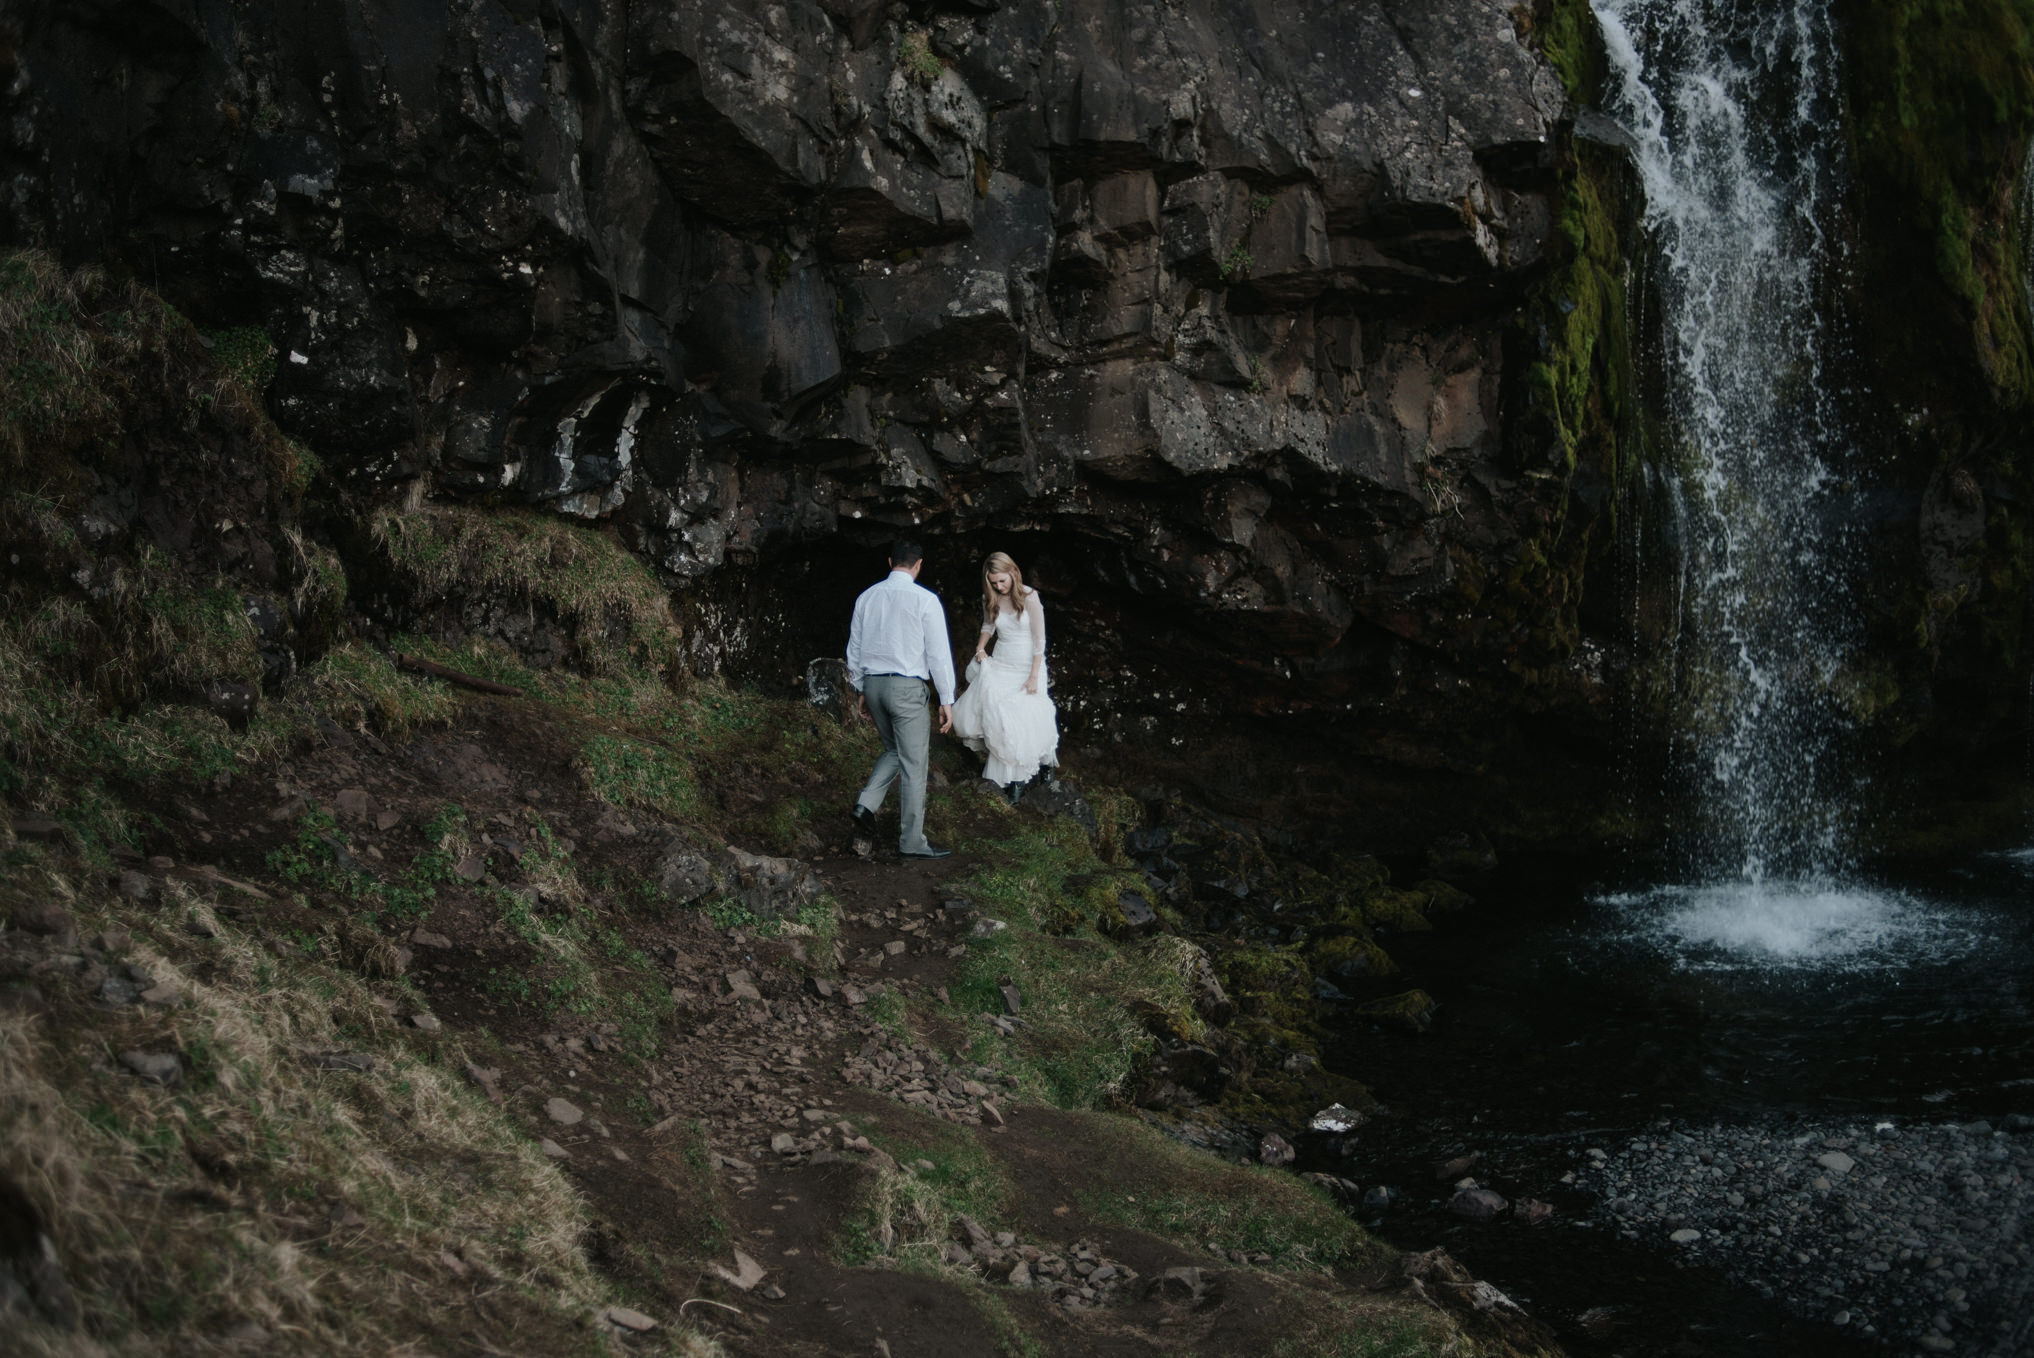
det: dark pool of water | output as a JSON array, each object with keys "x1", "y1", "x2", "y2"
[{"x1": 1318, "y1": 850, "x2": 2034, "y2": 1356}]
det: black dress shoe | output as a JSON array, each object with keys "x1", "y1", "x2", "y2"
[
  {"x1": 851, "y1": 806, "x2": 878, "y2": 836},
  {"x1": 901, "y1": 846, "x2": 953, "y2": 859}
]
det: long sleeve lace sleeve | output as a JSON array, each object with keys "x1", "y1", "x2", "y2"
[{"x1": 1025, "y1": 591, "x2": 1046, "y2": 656}]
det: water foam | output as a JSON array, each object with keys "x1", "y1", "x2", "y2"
[{"x1": 1598, "y1": 880, "x2": 1961, "y2": 970}]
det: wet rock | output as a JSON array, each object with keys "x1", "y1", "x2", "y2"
[
  {"x1": 1424, "y1": 833, "x2": 1497, "y2": 880},
  {"x1": 1815, "y1": 1150, "x2": 1855, "y2": 1175},
  {"x1": 1308, "y1": 1103, "x2": 1364, "y2": 1134},
  {"x1": 805, "y1": 658, "x2": 856, "y2": 722},
  {"x1": 204, "y1": 682, "x2": 257, "y2": 728},
  {"x1": 1448, "y1": 1188, "x2": 1509, "y2": 1221},
  {"x1": 1258, "y1": 1132, "x2": 1296, "y2": 1167}
]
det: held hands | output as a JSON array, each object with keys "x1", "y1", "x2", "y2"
[{"x1": 938, "y1": 704, "x2": 954, "y2": 734}]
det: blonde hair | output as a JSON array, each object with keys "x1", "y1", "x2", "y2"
[{"x1": 981, "y1": 551, "x2": 1027, "y2": 619}]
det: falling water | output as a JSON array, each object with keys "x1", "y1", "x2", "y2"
[{"x1": 1595, "y1": 0, "x2": 1859, "y2": 887}]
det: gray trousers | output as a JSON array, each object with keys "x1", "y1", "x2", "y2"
[{"x1": 855, "y1": 674, "x2": 933, "y2": 853}]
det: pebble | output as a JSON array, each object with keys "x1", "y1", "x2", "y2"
[
  {"x1": 545, "y1": 1097, "x2": 584, "y2": 1126},
  {"x1": 1577, "y1": 1117, "x2": 2033, "y2": 1356}
]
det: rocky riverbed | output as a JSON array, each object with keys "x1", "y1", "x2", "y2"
[{"x1": 1576, "y1": 1116, "x2": 2034, "y2": 1356}]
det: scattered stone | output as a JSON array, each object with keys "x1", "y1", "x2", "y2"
[
  {"x1": 375, "y1": 810, "x2": 403, "y2": 832},
  {"x1": 12, "y1": 905, "x2": 76, "y2": 945},
  {"x1": 334, "y1": 788, "x2": 373, "y2": 822},
  {"x1": 1150, "y1": 1266, "x2": 1211, "y2": 1302},
  {"x1": 1814, "y1": 1150, "x2": 1855, "y2": 1175},
  {"x1": 205, "y1": 682, "x2": 257, "y2": 727},
  {"x1": 409, "y1": 1013, "x2": 442, "y2": 1033},
  {"x1": 138, "y1": 982, "x2": 179, "y2": 1007},
  {"x1": 1514, "y1": 1198, "x2": 1555, "y2": 1226},
  {"x1": 97, "y1": 972, "x2": 142, "y2": 1007},
  {"x1": 1435, "y1": 1153, "x2": 1478, "y2": 1181},
  {"x1": 463, "y1": 1062, "x2": 503, "y2": 1105},
  {"x1": 712, "y1": 1249, "x2": 767, "y2": 1291},
  {"x1": 1258, "y1": 1133, "x2": 1295, "y2": 1167},
  {"x1": 725, "y1": 971, "x2": 762, "y2": 1002},
  {"x1": 810, "y1": 977, "x2": 837, "y2": 999},
  {"x1": 1448, "y1": 1188, "x2": 1509, "y2": 1222},
  {"x1": 540, "y1": 1139, "x2": 570, "y2": 1160},
  {"x1": 91, "y1": 929, "x2": 131, "y2": 954},
  {"x1": 603, "y1": 1305, "x2": 657, "y2": 1332},
  {"x1": 972, "y1": 917, "x2": 1008, "y2": 937},
  {"x1": 453, "y1": 855, "x2": 485, "y2": 882},
  {"x1": 545, "y1": 1098, "x2": 584, "y2": 1126},
  {"x1": 118, "y1": 1050, "x2": 182, "y2": 1086},
  {"x1": 1308, "y1": 1103, "x2": 1364, "y2": 1134},
  {"x1": 116, "y1": 870, "x2": 154, "y2": 901},
  {"x1": 999, "y1": 984, "x2": 1022, "y2": 1015},
  {"x1": 884, "y1": 939, "x2": 907, "y2": 956},
  {"x1": 410, "y1": 929, "x2": 454, "y2": 949}
]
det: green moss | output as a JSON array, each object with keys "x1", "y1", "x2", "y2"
[
  {"x1": 1307, "y1": 934, "x2": 1399, "y2": 981},
  {"x1": 201, "y1": 325, "x2": 277, "y2": 396},
  {"x1": 1528, "y1": 0, "x2": 1606, "y2": 105},
  {"x1": 372, "y1": 506, "x2": 682, "y2": 676},
  {"x1": 1356, "y1": 887, "x2": 1432, "y2": 933},
  {"x1": 1848, "y1": 0, "x2": 2034, "y2": 407},
  {"x1": 1352, "y1": 990, "x2": 1438, "y2": 1034}
]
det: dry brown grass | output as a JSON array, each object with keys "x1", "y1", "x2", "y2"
[{"x1": 0, "y1": 856, "x2": 722, "y2": 1356}]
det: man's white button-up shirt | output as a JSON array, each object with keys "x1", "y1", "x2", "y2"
[{"x1": 846, "y1": 570, "x2": 958, "y2": 705}]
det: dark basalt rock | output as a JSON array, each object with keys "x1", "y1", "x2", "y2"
[{"x1": 1, "y1": 0, "x2": 1622, "y2": 841}]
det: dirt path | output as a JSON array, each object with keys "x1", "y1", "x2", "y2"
[{"x1": 109, "y1": 697, "x2": 1479, "y2": 1356}]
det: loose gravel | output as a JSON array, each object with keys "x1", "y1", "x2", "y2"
[{"x1": 1576, "y1": 1116, "x2": 2034, "y2": 1356}]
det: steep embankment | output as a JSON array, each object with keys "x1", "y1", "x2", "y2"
[{"x1": 0, "y1": 254, "x2": 1556, "y2": 1356}]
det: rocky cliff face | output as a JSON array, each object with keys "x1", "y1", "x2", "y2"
[{"x1": 1, "y1": 0, "x2": 1635, "y2": 840}]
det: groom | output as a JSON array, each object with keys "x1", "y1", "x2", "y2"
[{"x1": 845, "y1": 540, "x2": 956, "y2": 859}]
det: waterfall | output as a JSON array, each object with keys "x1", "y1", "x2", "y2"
[{"x1": 1595, "y1": 0, "x2": 1858, "y2": 884}]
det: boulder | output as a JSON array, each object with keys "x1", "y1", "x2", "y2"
[{"x1": 654, "y1": 830, "x2": 824, "y2": 921}]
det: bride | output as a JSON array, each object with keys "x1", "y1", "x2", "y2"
[{"x1": 952, "y1": 552, "x2": 1059, "y2": 800}]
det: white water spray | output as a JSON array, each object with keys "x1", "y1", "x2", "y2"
[{"x1": 1595, "y1": 0, "x2": 1859, "y2": 886}]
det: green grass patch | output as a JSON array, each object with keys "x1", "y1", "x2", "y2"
[
  {"x1": 1063, "y1": 1114, "x2": 1381, "y2": 1273},
  {"x1": 837, "y1": 1115, "x2": 1016, "y2": 1267},
  {"x1": 929, "y1": 817, "x2": 1200, "y2": 1109}
]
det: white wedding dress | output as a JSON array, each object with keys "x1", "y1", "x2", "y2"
[{"x1": 952, "y1": 591, "x2": 1059, "y2": 786}]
